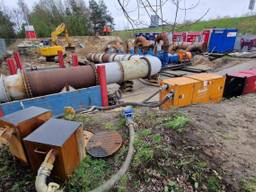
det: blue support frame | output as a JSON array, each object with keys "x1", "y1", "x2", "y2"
[{"x1": 0, "y1": 86, "x2": 102, "y2": 117}]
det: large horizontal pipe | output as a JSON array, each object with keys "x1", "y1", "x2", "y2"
[
  {"x1": 87, "y1": 53, "x2": 142, "y2": 63},
  {"x1": 0, "y1": 56, "x2": 161, "y2": 102}
]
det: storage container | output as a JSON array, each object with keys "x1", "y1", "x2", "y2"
[
  {"x1": 0, "y1": 107, "x2": 52, "y2": 164},
  {"x1": 224, "y1": 70, "x2": 256, "y2": 97},
  {"x1": 23, "y1": 118, "x2": 85, "y2": 180},
  {"x1": 160, "y1": 77, "x2": 200, "y2": 110},
  {"x1": 208, "y1": 28, "x2": 237, "y2": 53},
  {"x1": 188, "y1": 73, "x2": 226, "y2": 103}
]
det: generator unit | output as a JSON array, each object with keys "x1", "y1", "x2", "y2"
[{"x1": 160, "y1": 73, "x2": 226, "y2": 110}]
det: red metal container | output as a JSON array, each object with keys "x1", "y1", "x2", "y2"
[{"x1": 231, "y1": 71, "x2": 256, "y2": 95}]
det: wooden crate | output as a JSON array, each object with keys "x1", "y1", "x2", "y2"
[
  {"x1": 0, "y1": 106, "x2": 52, "y2": 164},
  {"x1": 23, "y1": 118, "x2": 85, "y2": 180}
]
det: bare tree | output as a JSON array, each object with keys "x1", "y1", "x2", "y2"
[{"x1": 117, "y1": 0, "x2": 210, "y2": 33}]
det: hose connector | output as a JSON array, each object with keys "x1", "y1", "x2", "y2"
[
  {"x1": 166, "y1": 92, "x2": 175, "y2": 100},
  {"x1": 160, "y1": 84, "x2": 169, "y2": 91},
  {"x1": 122, "y1": 106, "x2": 134, "y2": 123}
]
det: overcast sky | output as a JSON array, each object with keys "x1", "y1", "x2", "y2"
[{"x1": 3, "y1": 0, "x2": 254, "y2": 30}]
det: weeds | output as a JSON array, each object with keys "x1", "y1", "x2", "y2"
[
  {"x1": 66, "y1": 156, "x2": 110, "y2": 191},
  {"x1": 241, "y1": 177, "x2": 256, "y2": 192},
  {"x1": 0, "y1": 145, "x2": 34, "y2": 192},
  {"x1": 164, "y1": 115, "x2": 189, "y2": 133},
  {"x1": 132, "y1": 128, "x2": 163, "y2": 169},
  {"x1": 207, "y1": 176, "x2": 221, "y2": 192}
]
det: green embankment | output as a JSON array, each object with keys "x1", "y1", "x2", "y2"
[{"x1": 113, "y1": 16, "x2": 256, "y2": 40}]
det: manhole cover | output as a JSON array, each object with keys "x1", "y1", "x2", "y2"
[{"x1": 86, "y1": 131, "x2": 123, "y2": 158}]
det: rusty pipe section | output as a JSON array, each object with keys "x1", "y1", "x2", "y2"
[
  {"x1": 26, "y1": 66, "x2": 96, "y2": 97},
  {"x1": 0, "y1": 56, "x2": 161, "y2": 102},
  {"x1": 0, "y1": 65, "x2": 96, "y2": 102}
]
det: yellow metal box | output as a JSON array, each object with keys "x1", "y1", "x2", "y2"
[
  {"x1": 160, "y1": 77, "x2": 200, "y2": 110},
  {"x1": 188, "y1": 73, "x2": 226, "y2": 103}
]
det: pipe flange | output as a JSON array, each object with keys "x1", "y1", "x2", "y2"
[
  {"x1": 0, "y1": 75, "x2": 11, "y2": 102},
  {"x1": 140, "y1": 57, "x2": 152, "y2": 79},
  {"x1": 112, "y1": 54, "x2": 118, "y2": 62},
  {"x1": 127, "y1": 54, "x2": 133, "y2": 60},
  {"x1": 21, "y1": 70, "x2": 33, "y2": 98},
  {"x1": 87, "y1": 63, "x2": 98, "y2": 85},
  {"x1": 116, "y1": 61, "x2": 125, "y2": 82}
]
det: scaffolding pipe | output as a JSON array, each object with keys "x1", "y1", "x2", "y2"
[{"x1": 0, "y1": 56, "x2": 161, "y2": 102}]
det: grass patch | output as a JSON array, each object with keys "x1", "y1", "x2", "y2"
[
  {"x1": 207, "y1": 175, "x2": 221, "y2": 192},
  {"x1": 0, "y1": 145, "x2": 34, "y2": 192},
  {"x1": 164, "y1": 181, "x2": 184, "y2": 192},
  {"x1": 132, "y1": 128, "x2": 163, "y2": 168},
  {"x1": 65, "y1": 156, "x2": 111, "y2": 191},
  {"x1": 164, "y1": 115, "x2": 189, "y2": 133},
  {"x1": 114, "y1": 16, "x2": 256, "y2": 40},
  {"x1": 241, "y1": 177, "x2": 256, "y2": 192}
]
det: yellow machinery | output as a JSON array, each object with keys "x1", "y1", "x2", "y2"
[
  {"x1": 39, "y1": 23, "x2": 74, "y2": 59},
  {"x1": 160, "y1": 73, "x2": 226, "y2": 110}
]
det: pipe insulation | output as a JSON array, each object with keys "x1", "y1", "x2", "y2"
[{"x1": 0, "y1": 56, "x2": 161, "y2": 102}]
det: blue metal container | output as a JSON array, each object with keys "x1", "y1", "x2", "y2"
[
  {"x1": 0, "y1": 86, "x2": 102, "y2": 117},
  {"x1": 208, "y1": 28, "x2": 238, "y2": 53}
]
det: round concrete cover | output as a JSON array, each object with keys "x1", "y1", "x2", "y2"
[{"x1": 86, "y1": 131, "x2": 123, "y2": 158}]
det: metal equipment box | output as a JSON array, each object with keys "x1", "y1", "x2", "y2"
[
  {"x1": 188, "y1": 73, "x2": 226, "y2": 103},
  {"x1": 0, "y1": 107, "x2": 52, "y2": 164},
  {"x1": 160, "y1": 77, "x2": 200, "y2": 110},
  {"x1": 23, "y1": 118, "x2": 85, "y2": 180},
  {"x1": 208, "y1": 28, "x2": 238, "y2": 53},
  {"x1": 224, "y1": 71, "x2": 256, "y2": 98}
]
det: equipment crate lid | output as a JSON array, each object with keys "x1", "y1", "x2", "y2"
[
  {"x1": 237, "y1": 70, "x2": 256, "y2": 76},
  {"x1": 0, "y1": 106, "x2": 50, "y2": 127},
  {"x1": 162, "y1": 77, "x2": 199, "y2": 86},
  {"x1": 188, "y1": 73, "x2": 223, "y2": 81},
  {"x1": 229, "y1": 72, "x2": 255, "y2": 78},
  {"x1": 24, "y1": 118, "x2": 81, "y2": 147}
]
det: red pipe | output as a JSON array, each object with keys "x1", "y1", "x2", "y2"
[
  {"x1": 6, "y1": 58, "x2": 17, "y2": 75},
  {"x1": 72, "y1": 53, "x2": 78, "y2": 67},
  {"x1": 58, "y1": 51, "x2": 65, "y2": 68},
  {"x1": 13, "y1": 51, "x2": 23, "y2": 70},
  {"x1": 97, "y1": 65, "x2": 108, "y2": 107}
]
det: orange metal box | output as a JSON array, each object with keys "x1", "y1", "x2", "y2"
[
  {"x1": 160, "y1": 77, "x2": 200, "y2": 110},
  {"x1": 188, "y1": 73, "x2": 226, "y2": 103}
]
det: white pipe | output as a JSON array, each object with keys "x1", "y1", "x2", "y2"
[
  {"x1": 96, "y1": 56, "x2": 162, "y2": 84},
  {"x1": 35, "y1": 149, "x2": 61, "y2": 192}
]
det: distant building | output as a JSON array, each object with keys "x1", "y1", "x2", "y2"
[
  {"x1": 150, "y1": 15, "x2": 159, "y2": 28},
  {"x1": 249, "y1": 0, "x2": 255, "y2": 10}
]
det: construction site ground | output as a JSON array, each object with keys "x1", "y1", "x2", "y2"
[{"x1": 0, "y1": 36, "x2": 256, "y2": 191}]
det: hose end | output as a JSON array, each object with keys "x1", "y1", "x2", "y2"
[{"x1": 122, "y1": 106, "x2": 134, "y2": 121}]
